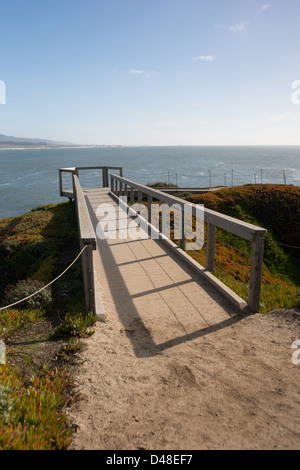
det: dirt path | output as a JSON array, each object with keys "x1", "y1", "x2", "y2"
[
  {"x1": 67, "y1": 189, "x2": 300, "y2": 450},
  {"x1": 67, "y1": 304, "x2": 300, "y2": 451}
]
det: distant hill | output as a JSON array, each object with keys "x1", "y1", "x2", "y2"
[
  {"x1": 0, "y1": 134, "x2": 119, "y2": 149},
  {"x1": 0, "y1": 134, "x2": 74, "y2": 148}
]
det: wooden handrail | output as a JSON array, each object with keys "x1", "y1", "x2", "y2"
[
  {"x1": 110, "y1": 173, "x2": 267, "y2": 313},
  {"x1": 59, "y1": 166, "x2": 123, "y2": 197},
  {"x1": 72, "y1": 174, "x2": 105, "y2": 321},
  {"x1": 73, "y1": 174, "x2": 97, "y2": 247},
  {"x1": 110, "y1": 174, "x2": 266, "y2": 241}
]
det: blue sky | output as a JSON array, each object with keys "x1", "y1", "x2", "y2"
[{"x1": 1, "y1": 0, "x2": 300, "y2": 145}]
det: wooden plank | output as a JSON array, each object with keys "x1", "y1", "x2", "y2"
[
  {"x1": 76, "y1": 166, "x2": 123, "y2": 171},
  {"x1": 127, "y1": 204, "x2": 248, "y2": 312},
  {"x1": 60, "y1": 167, "x2": 76, "y2": 172},
  {"x1": 61, "y1": 191, "x2": 74, "y2": 199}
]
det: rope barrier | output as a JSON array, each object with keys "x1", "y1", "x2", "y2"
[
  {"x1": 264, "y1": 238, "x2": 300, "y2": 250},
  {"x1": 0, "y1": 245, "x2": 87, "y2": 312}
]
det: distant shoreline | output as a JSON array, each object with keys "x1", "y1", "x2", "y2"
[{"x1": 0, "y1": 145, "x2": 123, "y2": 150}]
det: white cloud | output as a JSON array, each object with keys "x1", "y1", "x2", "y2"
[
  {"x1": 261, "y1": 4, "x2": 270, "y2": 12},
  {"x1": 229, "y1": 23, "x2": 245, "y2": 31},
  {"x1": 129, "y1": 68, "x2": 143, "y2": 75},
  {"x1": 191, "y1": 55, "x2": 215, "y2": 62},
  {"x1": 128, "y1": 68, "x2": 159, "y2": 78}
]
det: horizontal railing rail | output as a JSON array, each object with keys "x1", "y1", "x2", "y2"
[{"x1": 110, "y1": 173, "x2": 267, "y2": 313}]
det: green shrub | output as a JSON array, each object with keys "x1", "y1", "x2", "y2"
[
  {"x1": 55, "y1": 311, "x2": 97, "y2": 338},
  {"x1": 3, "y1": 279, "x2": 52, "y2": 310},
  {"x1": 0, "y1": 365, "x2": 72, "y2": 450},
  {"x1": 0, "y1": 239, "x2": 21, "y2": 255}
]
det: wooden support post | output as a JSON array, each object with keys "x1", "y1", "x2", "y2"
[
  {"x1": 124, "y1": 184, "x2": 128, "y2": 203},
  {"x1": 137, "y1": 190, "x2": 142, "y2": 215},
  {"x1": 81, "y1": 242, "x2": 96, "y2": 314},
  {"x1": 59, "y1": 170, "x2": 63, "y2": 196},
  {"x1": 138, "y1": 190, "x2": 142, "y2": 205},
  {"x1": 102, "y1": 167, "x2": 108, "y2": 187},
  {"x1": 111, "y1": 175, "x2": 114, "y2": 193},
  {"x1": 206, "y1": 223, "x2": 216, "y2": 272},
  {"x1": 130, "y1": 186, "x2": 134, "y2": 205},
  {"x1": 179, "y1": 209, "x2": 186, "y2": 251},
  {"x1": 249, "y1": 233, "x2": 265, "y2": 313},
  {"x1": 148, "y1": 194, "x2": 153, "y2": 224}
]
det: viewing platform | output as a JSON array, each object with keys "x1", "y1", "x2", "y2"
[{"x1": 59, "y1": 166, "x2": 267, "y2": 324}]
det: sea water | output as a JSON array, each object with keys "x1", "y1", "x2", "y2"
[{"x1": 0, "y1": 146, "x2": 299, "y2": 219}]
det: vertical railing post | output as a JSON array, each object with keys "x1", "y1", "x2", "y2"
[
  {"x1": 206, "y1": 223, "x2": 216, "y2": 272},
  {"x1": 59, "y1": 170, "x2": 63, "y2": 196},
  {"x1": 179, "y1": 207, "x2": 186, "y2": 251},
  {"x1": 130, "y1": 186, "x2": 134, "y2": 205},
  {"x1": 138, "y1": 190, "x2": 142, "y2": 204},
  {"x1": 103, "y1": 167, "x2": 108, "y2": 187},
  {"x1": 111, "y1": 175, "x2": 114, "y2": 193},
  {"x1": 249, "y1": 233, "x2": 265, "y2": 313},
  {"x1": 148, "y1": 195, "x2": 153, "y2": 224},
  {"x1": 81, "y1": 241, "x2": 96, "y2": 314}
]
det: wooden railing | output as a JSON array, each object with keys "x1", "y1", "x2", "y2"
[
  {"x1": 72, "y1": 174, "x2": 105, "y2": 321},
  {"x1": 59, "y1": 166, "x2": 123, "y2": 199},
  {"x1": 110, "y1": 173, "x2": 267, "y2": 313}
]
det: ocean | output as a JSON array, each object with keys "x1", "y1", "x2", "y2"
[{"x1": 0, "y1": 146, "x2": 299, "y2": 219}]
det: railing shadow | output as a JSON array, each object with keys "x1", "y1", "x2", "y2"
[{"x1": 85, "y1": 191, "x2": 250, "y2": 358}]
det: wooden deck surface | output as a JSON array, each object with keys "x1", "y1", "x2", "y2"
[{"x1": 83, "y1": 187, "x2": 241, "y2": 355}]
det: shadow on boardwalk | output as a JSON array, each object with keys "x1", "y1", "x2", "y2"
[{"x1": 85, "y1": 192, "x2": 248, "y2": 359}]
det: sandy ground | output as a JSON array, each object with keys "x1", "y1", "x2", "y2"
[
  {"x1": 66, "y1": 189, "x2": 300, "y2": 450},
  {"x1": 67, "y1": 302, "x2": 300, "y2": 450}
]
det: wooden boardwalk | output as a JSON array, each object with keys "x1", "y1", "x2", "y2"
[
  {"x1": 83, "y1": 187, "x2": 241, "y2": 356},
  {"x1": 58, "y1": 171, "x2": 300, "y2": 451},
  {"x1": 67, "y1": 187, "x2": 300, "y2": 451}
]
